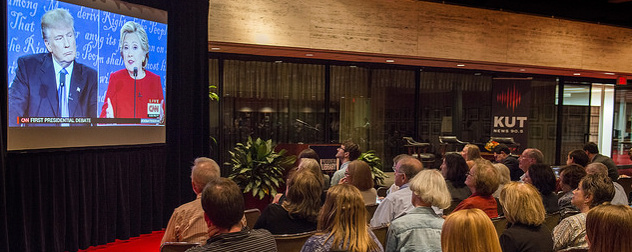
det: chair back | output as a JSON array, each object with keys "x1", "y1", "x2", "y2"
[
  {"x1": 376, "y1": 187, "x2": 388, "y2": 198},
  {"x1": 244, "y1": 208, "x2": 261, "y2": 229},
  {"x1": 160, "y1": 242, "x2": 200, "y2": 252},
  {"x1": 273, "y1": 231, "x2": 316, "y2": 252},
  {"x1": 617, "y1": 177, "x2": 632, "y2": 201},
  {"x1": 371, "y1": 224, "x2": 389, "y2": 248},
  {"x1": 365, "y1": 203, "x2": 379, "y2": 221},
  {"x1": 544, "y1": 211, "x2": 561, "y2": 232},
  {"x1": 491, "y1": 216, "x2": 508, "y2": 238},
  {"x1": 443, "y1": 199, "x2": 462, "y2": 215}
]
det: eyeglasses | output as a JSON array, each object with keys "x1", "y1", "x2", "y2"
[{"x1": 337, "y1": 147, "x2": 346, "y2": 152}]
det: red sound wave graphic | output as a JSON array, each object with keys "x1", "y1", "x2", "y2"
[{"x1": 496, "y1": 85, "x2": 522, "y2": 112}]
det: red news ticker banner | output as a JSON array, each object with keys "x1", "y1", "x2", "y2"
[{"x1": 491, "y1": 79, "x2": 531, "y2": 153}]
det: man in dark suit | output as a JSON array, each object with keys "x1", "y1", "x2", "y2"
[
  {"x1": 494, "y1": 144, "x2": 522, "y2": 181},
  {"x1": 8, "y1": 8, "x2": 97, "y2": 127},
  {"x1": 584, "y1": 142, "x2": 619, "y2": 182}
]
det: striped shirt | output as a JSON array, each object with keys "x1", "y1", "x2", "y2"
[{"x1": 186, "y1": 228, "x2": 277, "y2": 252}]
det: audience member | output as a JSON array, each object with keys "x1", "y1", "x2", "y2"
[
  {"x1": 301, "y1": 184, "x2": 383, "y2": 252},
  {"x1": 254, "y1": 171, "x2": 321, "y2": 234},
  {"x1": 452, "y1": 159, "x2": 500, "y2": 218},
  {"x1": 518, "y1": 148, "x2": 543, "y2": 181},
  {"x1": 370, "y1": 157, "x2": 423, "y2": 227},
  {"x1": 558, "y1": 164, "x2": 587, "y2": 212},
  {"x1": 552, "y1": 174, "x2": 615, "y2": 251},
  {"x1": 583, "y1": 142, "x2": 618, "y2": 182},
  {"x1": 498, "y1": 182, "x2": 553, "y2": 252},
  {"x1": 585, "y1": 204, "x2": 632, "y2": 252},
  {"x1": 566, "y1": 149, "x2": 589, "y2": 167},
  {"x1": 493, "y1": 144, "x2": 522, "y2": 181},
  {"x1": 343, "y1": 160, "x2": 377, "y2": 205},
  {"x1": 440, "y1": 153, "x2": 472, "y2": 202},
  {"x1": 386, "y1": 170, "x2": 451, "y2": 252},
  {"x1": 524, "y1": 163, "x2": 559, "y2": 213},
  {"x1": 187, "y1": 177, "x2": 276, "y2": 252},
  {"x1": 585, "y1": 163, "x2": 628, "y2": 205},
  {"x1": 298, "y1": 148, "x2": 330, "y2": 189},
  {"x1": 162, "y1": 157, "x2": 220, "y2": 245},
  {"x1": 492, "y1": 163, "x2": 511, "y2": 198},
  {"x1": 331, "y1": 140, "x2": 361, "y2": 186},
  {"x1": 386, "y1": 154, "x2": 410, "y2": 195},
  {"x1": 441, "y1": 208, "x2": 502, "y2": 252},
  {"x1": 461, "y1": 144, "x2": 482, "y2": 168}
]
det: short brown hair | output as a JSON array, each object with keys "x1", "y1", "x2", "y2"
[
  {"x1": 347, "y1": 160, "x2": 374, "y2": 191},
  {"x1": 472, "y1": 160, "x2": 500, "y2": 196},
  {"x1": 560, "y1": 164, "x2": 586, "y2": 190},
  {"x1": 398, "y1": 157, "x2": 424, "y2": 181},
  {"x1": 580, "y1": 174, "x2": 615, "y2": 208},
  {"x1": 464, "y1": 144, "x2": 481, "y2": 161},
  {"x1": 342, "y1": 140, "x2": 361, "y2": 161},
  {"x1": 201, "y1": 177, "x2": 244, "y2": 229},
  {"x1": 499, "y1": 182, "x2": 546, "y2": 226}
]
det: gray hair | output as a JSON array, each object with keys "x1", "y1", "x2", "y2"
[
  {"x1": 41, "y1": 8, "x2": 74, "y2": 40},
  {"x1": 191, "y1": 157, "x2": 220, "y2": 193},
  {"x1": 119, "y1": 21, "x2": 150, "y2": 68}
]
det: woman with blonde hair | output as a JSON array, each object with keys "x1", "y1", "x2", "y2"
[
  {"x1": 586, "y1": 204, "x2": 632, "y2": 252},
  {"x1": 301, "y1": 184, "x2": 383, "y2": 252},
  {"x1": 461, "y1": 144, "x2": 482, "y2": 168},
  {"x1": 441, "y1": 208, "x2": 502, "y2": 252},
  {"x1": 343, "y1": 160, "x2": 377, "y2": 205},
  {"x1": 492, "y1": 163, "x2": 511, "y2": 198},
  {"x1": 498, "y1": 182, "x2": 553, "y2": 251},
  {"x1": 386, "y1": 169, "x2": 451, "y2": 252}
]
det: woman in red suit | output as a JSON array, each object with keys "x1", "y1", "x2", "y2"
[{"x1": 100, "y1": 21, "x2": 164, "y2": 121}]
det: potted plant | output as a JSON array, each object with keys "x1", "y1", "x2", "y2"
[
  {"x1": 226, "y1": 137, "x2": 296, "y2": 211},
  {"x1": 358, "y1": 150, "x2": 387, "y2": 186}
]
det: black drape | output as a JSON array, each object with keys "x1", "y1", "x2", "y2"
[{"x1": 0, "y1": 0, "x2": 210, "y2": 251}]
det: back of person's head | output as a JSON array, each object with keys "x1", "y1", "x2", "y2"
[
  {"x1": 443, "y1": 152, "x2": 469, "y2": 188},
  {"x1": 464, "y1": 144, "x2": 482, "y2": 161},
  {"x1": 527, "y1": 163, "x2": 557, "y2": 195},
  {"x1": 568, "y1": 149, "x2": 589, "y2": 167},
  {"x1": 583, "y1": 142, "x2": 599, "y2": 154},
  {"x1": 580, "y1": 174, "x2": 615, "y2": 208},
  {"x1": 523, "y1": 148, "x2": 544, "y2": 163},
  {"x1": 472, "y1": 159, "x2": 500, "y2": 196},
  {"x1": 201, "y1": 177, "x2": 244, "y2": 230},
  {"x1": 560, "y1": 164, "x2": 587, "y2": 190},
  {"x1": 41, "y1": 8, "x2": 74, "y2": 40},
  {"x1": 392, "y1": 154, "x2": 410, "y2": 172},
  {"x1": 499, "y1": 182, "x2": 546, "y2": 226},
  {"x1": 586, "y1": 204, "x2": 632, "y2": 252},
  {"x1": 585, "y1": 163, "x2": 608, "y2": 177},
  {"x1": 318, "y1": 184, "x2": 380, "y2": 252},
  {"x1": 283, "y1": 171, "x2": 322, "y2": 222},
  {"x1": 342, "y1": 140, "x2": 361, "y2": 161},
  {"x1": 493, "y1": 163, "x2": 511, "y2": 185},
  {"x1": 409, "y1": 170, "x2": 451, "y2": 209},
  {"x1": 347, "y1": 160, "x2": 374, "y2": 191},
  {"x1": 191, "y1": 157, "x2": 221, "y2": 193},
  {"x1": 298, "y1": 158, "x2": 325, "y2": 187},
  {"x1": 398, "y1": 157, "x2": 424, "y2": 181},
  {"x1": 298, "y1": 148, "x2": 320, "y2": 164},
  {"x1": 441, "y1": 208, "x2": 502, "y2": 252},
  {"x1": 493, "y1": 144, "x2": 511, "y2": 155}
]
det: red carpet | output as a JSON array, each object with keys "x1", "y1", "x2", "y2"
[{"x1": 77, "y1": 230, "x2": 164, "y2": 252}]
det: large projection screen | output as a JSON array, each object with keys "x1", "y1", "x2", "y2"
[{"x1": 6, "y1": 0, "x2": 167, "y2": 150}]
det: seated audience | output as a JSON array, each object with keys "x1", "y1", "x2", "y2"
[
  {"x1": 585, "y1": 204, "x2": 632, "y2": 252},
  {"x1": 583, "y1": 142, "x2": 619, "y2": 182},
  {"x1": 386, "y1": 169, "x2": 451, "y2": 252},
  {"x1": 301, "y1": 184, "x2": 383, "y2": 252},
  {"x1": 452, "y1": 159, "x2": 500, "y2": 218},
  {"x1": 461, "y1": 144, "x2": 483, "y2": 168},
  {"x1": 330, "y1": 140, "x2": 361, "y2": 186},
  {"x1": 440, "y1": 153, "x2": 472, "y2": 202},
  {"x1": 498, "y1": 182, "x2": 553, "y2": 252},
  {"x1": 370, "y1": 157, "x2": 423, "y2": 227},
  {"x1": 187, "y1": 177, "x2": 276, "y2": 252},
  {"x1": 342, "y1": 160, "x2": 377, "y2": 205},
  {"x1": 254, "y1": 171, "x2": 321, "y2": 234},
  {"x1": 585, "y1": 163, "x2": 628, "y2": 205},
  {"x1": 441, "y1": 208, "x2": 502, "y2": 252},
  {"x1": 552, "y1": 174, "x2": 615, "y2": 251},
  {"x1": 273, "y1": 158, "x2": 325, "y2": 205},
  {"x1": 518, "y1": 148, "x2": 544, "y2": 181},
  {"x1": 161, "y1": 157, "x2": 220, "y2": 245},
  {"x1": 523, "y1": 163, "x2": 559, "y2": 213},
  {"x1": 558, "y1": 164, "x2": 586, "y2": 212},
  {"x1": 386, "y1": 154, "x2": 410, "y2": 195},
  {"x1": 492, "y1": 163, "x2": 511, "y2": 198},
  {"x1": 493, "y1": 144, "x2": 522, "y2": 181},
  {"x1": 566, "y1": 149, "x2": 589, "y2": 167},
  {"x1": 298, "y1": 148, "x2": 330, "y2": 189}
]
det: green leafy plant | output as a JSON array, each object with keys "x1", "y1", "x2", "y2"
[
  {"x1": 226, "y1": 137, "x2": 296, "y2": 199},
  {"x1": 358, "y1": 150, "x2": 387, "y2": 186},
  {"x1": 209, "y1": 85, "x2": 219, "y2": 101}
]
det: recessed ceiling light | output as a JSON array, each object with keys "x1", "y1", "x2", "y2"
[
  {"x1": 350, "y1": 65, "x2": 357, "y2": 68},
  {"x1": 457, "y1": 64, "x2": 465, "y2": 67},
  {"x1": 305, "y1": 53, "x2": 314, "y2": 57},
  {"x1": 605, "y1": 72, "x2": 615, "y2": 75},
  {"x1": 474, "y1": 73, "x2": 482, "y2": 76},
  {"x1": 274, "y1": 61, "x2": 283, "y2": 63},
  {"x1": 386, "y1": 59, "x2": 395, "y2": 63},
  {"x1": 211, "y1": 47, "x2": 221, "y2": 50},
  {"x1": 519, "y1": 69, "x2": 526, "y2": 72},
  {"x1": 573, "y1": 73, "x2": 581, "y2": 76}
]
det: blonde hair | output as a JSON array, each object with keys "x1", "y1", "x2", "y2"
[
  {"x1": 317, "y1": 184, "x2": 380, "y2": 252},
  {"x1": 282, "y1": 171, "x2": 322, "y2": 222},
  {"x1": 499, "y1": 182, "x2": 546, "y2": 226},
  {"x1": 472, "y1": 159, "x2": 500, "y2": 196},
  {"x1": 409, "y1": 169, "x2": 451, "y2": 209},
  {"x1": 191, "y1": 157, "x2": 220, "y2": 192},
  {"x1": 119, "y1": 21, "x2": 149, "y2": 68},
  {"x1": 347, "y1": 160, "x2": 374, "y2": 191},
  {"x1": 586, "y1": 204, "x2": 632, "y2": 252},
  {"x1": 493, "y1": 163, "x2": 511, "y2": 185},
  {"x1": 442, "y1": 208, "x2": 502, "y2": 252},
  {"x1": 297, "y1": 158, "x2": 324, "y2": 187},
  {"x1": 464, "y1": 144, "x2": 482, "y2": 161}
]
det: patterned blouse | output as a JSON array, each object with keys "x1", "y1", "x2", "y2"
[
  {"x1": 552, "y1": 212, "x2": 587, "y2": 251},
  {"x1": 300, "y1": 230, "x2": 384, "y2": 252}
]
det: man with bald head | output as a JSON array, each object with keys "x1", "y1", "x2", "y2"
[
  {"x1": 161, "y1": 157, "x2": 221, "y2": 245},
  {"x1": 585, "y1": 163, "x2": 628, "y2": 205},
  {"x1": 518, "y1": 148, "x2": 544, "y2": 181},
  {"x1": 370, "y1": 156, "x2": 424, "y2": 227}
]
